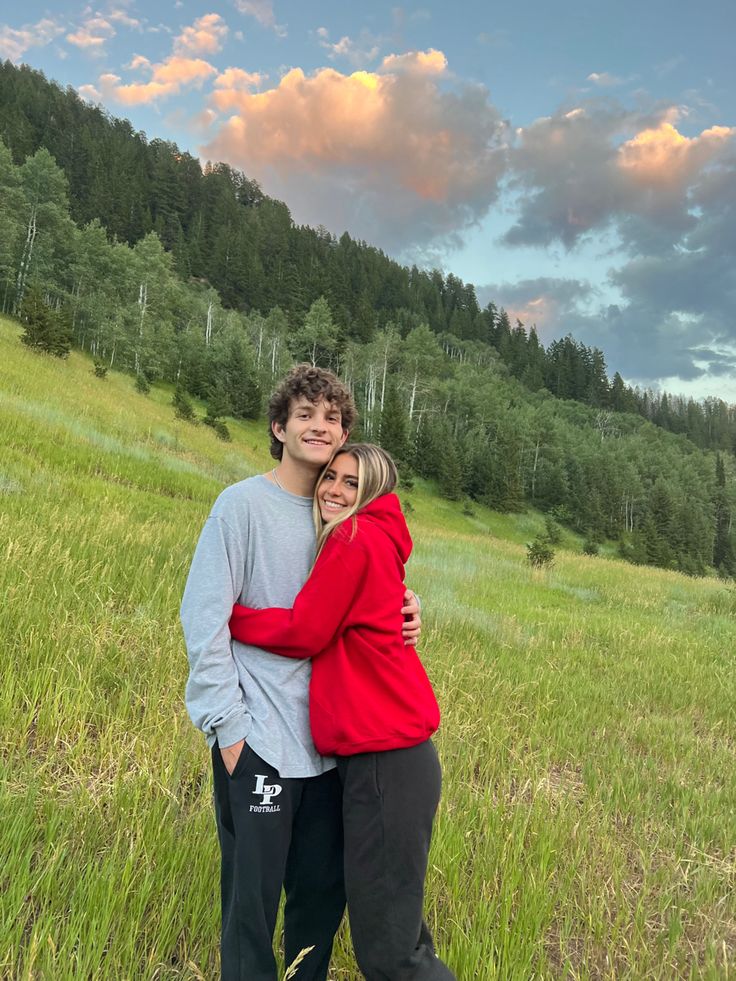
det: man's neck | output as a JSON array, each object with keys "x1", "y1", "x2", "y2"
[{"x1": 269, "y1": 458, "x2": 319, "y2": 498}]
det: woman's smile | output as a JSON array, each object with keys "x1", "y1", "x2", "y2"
[{"x1": 318, "y1": 452, "x2": 359, "y2": 523}]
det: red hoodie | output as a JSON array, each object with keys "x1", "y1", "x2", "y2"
[{"x1": 229, "y1": 493, "x2": 440, "y2": 756}]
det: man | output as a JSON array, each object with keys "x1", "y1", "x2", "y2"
[{"x1": 181, "y1": 364, "x2": 421, "y2": 981}]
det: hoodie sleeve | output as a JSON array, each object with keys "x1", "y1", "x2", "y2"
[
  {"x1": 180, "y1": 513, "x2": 251, "y2": 749},
  {"x1": 229, "y1": 529, "x2": 369, "y2": 658}
]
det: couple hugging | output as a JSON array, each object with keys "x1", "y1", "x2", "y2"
[{"x1": 181, "y1": 364, "x2": 455, "y2": 981}]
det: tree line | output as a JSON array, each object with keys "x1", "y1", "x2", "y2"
[
  {"x1": 1, "y1": 60, "x2": 735, "y2": 577},
  {"x1": 3, "y1": 61, "x2": 736, "y2": 456}
]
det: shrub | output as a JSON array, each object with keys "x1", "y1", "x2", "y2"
[
  {"x1": 135, "y1": 373, "x2": 150, "y2": 395},
  {"x1": 203, "y1": 416, "x2": 231, "y2": 442},
  {"x1": 527, "y1": 536, "x2": 555, "y2": 570},
  {"x1": 582, "y1": 538, "x2": 600, "y2": 556},
  {"x1": 172, "y1": 385, "x2": 196, "y2": 422},
  {"x1": 93, "y1": 360, "x2": 108, "y2": 379}
]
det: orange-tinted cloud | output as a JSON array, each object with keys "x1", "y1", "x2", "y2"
[
  {"x1": 154, "y1": 56, "x2": 216, "y2": 86},
  {"x1": 202, "y1": 56, "x2": 507, "y2": 250},
  {"x1": 379, "y1": 48, "x2": 447, "y2": 75},
  {"x1": 85, "y1": 13, "x2": 223, "y2": 106},
  {"x1": 174, "y1": 13, "x2": 227, "y2": 56},
  {"x1": 213, "y1": 67, "x2": 263, "y2": 90},
  {"x1": 67, "y1": 17, "x2": 114, "y2": 50},
  {"x1": 96, "y1": 56, "x2": 216, "y2": 105},
  {"x1": 505, "y1": 296, "x2": 552, "y2": 329},
  {"x1": 617, "y1": 121, "x2": 734, "y2": 187}
]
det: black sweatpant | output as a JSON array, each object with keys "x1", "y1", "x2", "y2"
[
  {"x1": 212, "y1": 742, "x2": 346, "y2": 981},
  {"x1": 336, "y1": 740, "x2": 456, "y2": 981}
]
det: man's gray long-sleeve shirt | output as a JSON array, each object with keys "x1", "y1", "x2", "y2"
[{"x1": 180, "y1": 474, "x2": 335, "y2": 778}]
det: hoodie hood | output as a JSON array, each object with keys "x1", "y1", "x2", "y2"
[{"x1": 358, "y1": 493, "x2": 413, "y2": 563}]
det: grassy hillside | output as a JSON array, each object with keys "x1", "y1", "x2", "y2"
[{"x1": 1, "y1": 314, "x2": 734, "y2": 980}]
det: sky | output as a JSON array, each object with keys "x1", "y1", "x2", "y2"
[{"x1": 2, "y1": 0, "x2": 735, "y2": 399}]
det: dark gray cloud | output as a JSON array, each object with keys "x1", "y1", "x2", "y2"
[
  {"x1": 504, "y1": 103, "x2": 734, "y2": 255},
  {"x1": 490, "y1": 102, "x2": 736, "y2": 389},
  {"x1": 476, "y1": 276, "x2": 595, "y2": 319}
]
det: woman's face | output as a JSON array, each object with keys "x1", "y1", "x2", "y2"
[{"x1": 318, "y1": 453, "x2": 359, "y2": 522}]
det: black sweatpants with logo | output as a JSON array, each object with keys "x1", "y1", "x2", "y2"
[
  {"x1": 336, "y1": 740, "x2": 456, "y2": 981},
  {"x1": 212, "y1": 742, "x2": 346, "y2": 981}
]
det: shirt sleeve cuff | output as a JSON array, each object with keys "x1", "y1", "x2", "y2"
[{"x1": 214, "y1": 713, "x2": 251, "y2": 750}]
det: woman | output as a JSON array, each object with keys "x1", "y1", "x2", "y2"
[{"x1": 229, "y1": 444, "x2": 455, "y2": 981}]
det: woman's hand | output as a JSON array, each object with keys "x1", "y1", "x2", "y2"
[{"x1": 401, "y1": 589, "x2": 422, "y2": 647}]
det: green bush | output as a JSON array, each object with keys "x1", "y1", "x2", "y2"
[
  {"x1": 527, "y1": 536, "x2": 555, "y2": 570},
  {"x1": 172, "y1": 385, "x2": 196, "y2": 422}
]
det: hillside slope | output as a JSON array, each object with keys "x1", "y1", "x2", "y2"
[{"x1": 1, "y1": 316, "x2": 734, "y2": 979}]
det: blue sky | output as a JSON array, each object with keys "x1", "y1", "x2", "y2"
[{"x1": 2, "y1": 0, "x2": 735, "y2": 398}]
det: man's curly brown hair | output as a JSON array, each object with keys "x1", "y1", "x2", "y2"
[{"x1": 267, "y1": 364, "x2": 357, "y2": 460}]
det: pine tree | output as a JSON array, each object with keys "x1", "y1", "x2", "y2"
[
  {"x1": 438, "y1": 441, "x2": 463, "y2": 501},
  {"x1": 20, "y1": 282, "x2": 52, "y2": 351},
  {"x1": 379, "y1": 380, "x2": 410, "y2": 466},
  {"x1": 172, "y1": 384, "x2": 196, "y2": 422},
  {"x1": 713, "y1": 453, "x2": 731, "y2": 572},
  {"x1": 19, "y1": 283, "x2": 70, "y2": 356}
]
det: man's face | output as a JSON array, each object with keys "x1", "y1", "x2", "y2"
[{"x1": 272, "y1": 397, "x2": 348, "y2": 468}]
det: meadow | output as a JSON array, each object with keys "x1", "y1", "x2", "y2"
[{"x1": 1, "y1": 314, "x2": 734, "y2": 979}]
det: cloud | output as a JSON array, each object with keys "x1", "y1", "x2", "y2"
[
  {"x1": 213, "y1": 67, "x2": 263, "y2": 90},
  {"x1": 233, "y1": 0, "x2": 286, "y2": 36},
  {"x1": 174, "y1": 12, "x2": 227, "y2": 56},
  {"x1": 477, "y1": 277, "x2": 596, "y2": 333},
  {"x1": 108, "y1": 8, "x2": 141, "y2": 29},
  {"x1": 66, "y1": 15, "x2": 115, "y2": 51},
  {"x1": 78, "y1": 83, "x2": 102, "y2": 102},
  {"x1": 499, "y1": 131, "x2": 736, "y2": 386},
  {"x1": 617, "y1": 120, "x2": 733, "y2": 188},
  {"x1": 379, "y1": 48, "x2": 447, "y2": 75},
  {"x1": 94, "y1": 56, "x2": 216, "y2": 105},
  {"x1": 315, "y1": 27, "x2": 381, "y2": 68},
  {"x1": 504, "y1": 104, "x2": 736, "y2": 252},
  {"x1": 587, "y1": 71, "x2": 623, "y2": 87},
  {"x1": 0, "y1": 17, "x2": 63, "y2": 61},
  {"x1": 471, "y1": 107, "x2": 736, "y2": 389},
  {"x1": 84, "y1": 12, "x2": 225, "y2": 105},
  {"x1": 201, "y1": 57, "x2": 508, "y2": 252},
  {"x1": 127, "y1": 54, "x2": 151, "y2": 71}
]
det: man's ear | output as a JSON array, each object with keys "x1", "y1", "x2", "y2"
[
  {"x1": 339, "y1": 429, "x2": 349, "y2": 447},
  {"x1": 272, "y1": 420, "x2": 286, "y2": 444}
]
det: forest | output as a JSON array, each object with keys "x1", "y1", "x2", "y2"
[{"x1": 1, "y1": 58, "x2": 735, "y2": 577}]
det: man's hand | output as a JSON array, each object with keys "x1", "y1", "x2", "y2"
[
  {"x1": 401, "y1": 589, "x2": 421, "y2": 647},
  {"x1": 220, "y1": 738, "x2": 246, "y2": 776}
]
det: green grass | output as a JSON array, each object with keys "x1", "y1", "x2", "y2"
[{"x1": 1, "y1": 314, "x2": 734, "y2": 979}]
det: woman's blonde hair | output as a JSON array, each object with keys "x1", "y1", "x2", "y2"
[{"x1": 313, "y1": 443, "x2": 398, "y2": 557}]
